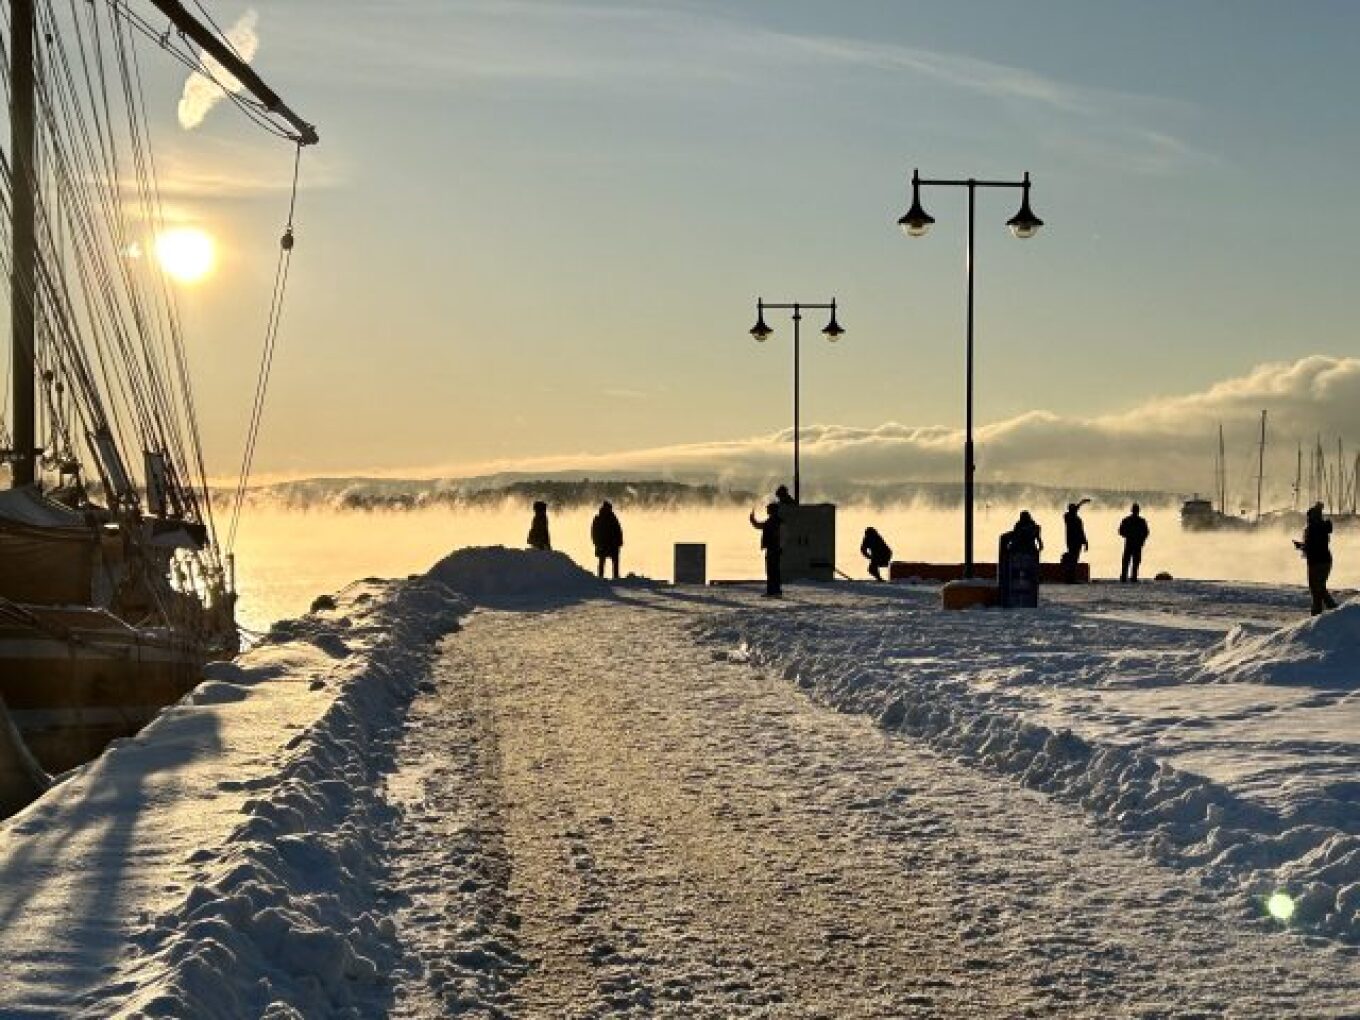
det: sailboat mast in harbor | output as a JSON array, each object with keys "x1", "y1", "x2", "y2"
[{"x1": 1254, "y1": 409, "x2": 1267, "y2": 523}]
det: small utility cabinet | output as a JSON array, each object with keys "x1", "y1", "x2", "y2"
[{"x1": 780, "y1": 503, "x2": 836, "y2": 582}]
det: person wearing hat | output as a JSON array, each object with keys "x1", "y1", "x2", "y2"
[
  {"x1": 1062, "y1": 500, "x2": 1090, "y2": 583},
  {"x1": 1295, "y1": 502, "x2": 1338, "y2": 615},
  {"x1": 590, "y1": 500, "x2": 625, "y2": 580}
]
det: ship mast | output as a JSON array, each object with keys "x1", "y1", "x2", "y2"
[
  {"x1": 1293, "y1": 444, "x2": 1302, "y2": 511},
  {"x1": 7, "y1": 0, "x2": 317, "y2": 492},
  {"x1": 9, "y1": 0, "x2": 36, "y2": 489},
  {"x1": 1216, "y1": 423, "x2": 1227, "y2": 515},
  {"x1": 1254, "y1": 409, "x2": 1267, "y2": 523}
]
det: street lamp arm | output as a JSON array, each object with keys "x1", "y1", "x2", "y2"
[{"x1": 916, "y1": 177, "x2": 1029, "y2": 189}]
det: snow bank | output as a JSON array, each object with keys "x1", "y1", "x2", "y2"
[
  {"x1": 699, "y1": 608, "x2": 1360, "y2": 944},
  {"x1": 427, "y1": 545, "x2": 609, "y2": 606},
  {"x1": 3, "y1": 544, "x2": 624, "y2": 1013},
  {"x1": 75, "y1": 576, "x2": 470, "y2": 1018},
  {"x1": 1200, "y1": 601, "x2": 1360, "y2": 687}
]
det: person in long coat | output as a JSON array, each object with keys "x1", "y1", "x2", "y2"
[
  {"x1": 590, "y1": 501, "x2": 624, "y2": 580},
  {"x1": 1062, "y1": 502, "x2": 1089, "y2": 583},
  {"x1": 749, "y1": 502, "x2": 783, "y2": 597},
  {"x1": 526, "y1": 500, "x2": 552, "y2": 551},
  {"x1": 1295, "y1": 502, "x2": 1339, "y2": 615},
  {"x1": 1117, "y1": 503, "x2": 1151, "y2": 583}
]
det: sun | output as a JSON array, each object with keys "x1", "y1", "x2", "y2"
[{"x1": 154, "y1": 227, "x2": 216, "y2": 283}]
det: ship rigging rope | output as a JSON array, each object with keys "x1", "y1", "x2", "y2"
[
  {"x1": 226, "y1": 142, "x2": 301, "y2": 555},
  {"x1": 1, "y1": 1, "x2": 308, "y2": 603}
]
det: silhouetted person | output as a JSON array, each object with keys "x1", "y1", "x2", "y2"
[
  {"x1": 1118, "y1": 503, "x2": 1150, "y2": 583},
  {"x1": 1295, "y1": 502, "x2": 1338, "y2": 615},
  {"x1": 590, "y1": 500, "x2": 624, "y2": 580},
  {"x1": 1000, "y1": 511, "x2": 1043, "y2": 607},
  {"x1": 861, "y1": 527, "x2": 893, "y2": 582},
  {"x1": 1009, "y1": 510, "x2": 1043, "y2": 557},
  {"x1": 1062, "y1": 500, "x2": 1089, "y2": 582},
  {"x1": 750, "y1": 502, "x2": 783, "y2": 597},
  {"x1": 526, "y1": 500, "x2": 552, "y2": 551},
  {"x1": 775, "y1": 484, "x2": 797, "y2": 506}
]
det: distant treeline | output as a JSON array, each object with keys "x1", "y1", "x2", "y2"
[{"x1": 333, "y1": 480, "x2": 757, "y2": 512}]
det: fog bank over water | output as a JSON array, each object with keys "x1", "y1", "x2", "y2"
[
  {"x1": 423, "y1": 356, "x2": 1360, "y2": 504},
  {"x1": 229, "y1": 503, "x2": 1355, "y2": 632}
]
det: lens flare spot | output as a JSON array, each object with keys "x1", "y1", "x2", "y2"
[
  {"x1": 1266, "y1": 892, "x2": 1295, "y2": 922},
  {"x1": 154, "y1": 227, "x2": 216, "y2": 283}
]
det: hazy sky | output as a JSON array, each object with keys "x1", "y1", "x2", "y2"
[{"x1": 139, "y1": 0, "x2": 1360, "y2": 492}]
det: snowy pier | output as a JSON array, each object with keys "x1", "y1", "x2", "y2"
[{"x1": 2, "y1": 549, "x2": 1359, "y2": 1016}]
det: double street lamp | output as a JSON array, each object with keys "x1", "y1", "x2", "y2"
[
  {"x1": 898, "y1": 169, "x2": 1043, "y2": 578},
  {"x1": 749, "y1": 299, "x2": 844, "y2": 503}
]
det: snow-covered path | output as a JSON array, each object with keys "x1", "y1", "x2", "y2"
[{"x1": 384, "y1": 589, "x2": 1360, "y2": 1018}]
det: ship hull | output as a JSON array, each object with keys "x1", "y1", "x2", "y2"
[{"x1": 0, "y1": 606, "x2": 208, "y2": 773}]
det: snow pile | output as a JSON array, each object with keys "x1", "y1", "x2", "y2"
[
  {"x1": 86, "y1": 576, "x2": 470, "y2": 1018},
  {"x1": 699, "y1": 606, "x2": 1360, "y2": 943},
  {"x1": 1200, "y1": 601, "x2": 1360, "y2": 687},
  {"x1": 427, "y1": 545, "x2": 608, "y2": 606}
]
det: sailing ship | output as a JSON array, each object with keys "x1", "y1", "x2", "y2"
[{"x1": 0, "y1": 0, "x2": 315, "y2": 782}]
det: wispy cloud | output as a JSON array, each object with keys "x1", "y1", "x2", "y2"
[
  {"x1": 780, "y1": 33, "x2": 1206, "y2": 174},
  {"x1": 286, "y1": 1, "x2": 1204, "y2": 174},
  {"x1": 179, "y1": 9, "x2": 260, "y2": 131},
  {"x1": 783, "y1": 35, "x2": 1103, "y2": 115}
]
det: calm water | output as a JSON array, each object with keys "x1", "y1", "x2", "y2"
[{"x1": 228, "y1": 504, "x2": 1354, "y2": 632}]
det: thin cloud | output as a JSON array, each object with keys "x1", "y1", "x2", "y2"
[
  {"x1": 290, "y1": 1, "x2": 1206, "y2": 174},
  {"x1": 784, "y1": 33, "x2": 1206, "y2": 174},
  {"x1": 179, "y1": 9, "x2": 260, "y2": 131}
]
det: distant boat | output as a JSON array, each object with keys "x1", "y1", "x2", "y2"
[
  {"x1": 1179, "y1": 495, "x2": 1251, "y2": 532},
  {"x1": 0, "y1": 0, "x2": 316, "y2": 781},
  {"x1": 1180, "y1": 423, "x2": 1254, "y2": 531}
]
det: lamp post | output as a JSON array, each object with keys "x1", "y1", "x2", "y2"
[
  {"x1": 898, "y1": 169, "x2": 1043, "y2": 578},
  {"x1": 749, "y1": 299, "x2": 844, "y2": 503}
]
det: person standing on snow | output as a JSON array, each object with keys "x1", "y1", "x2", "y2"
[
  {"x1": 750, "y1": 502, "x2": 784, "y2": 597},
  {"x1": 1008, "y1": 510, "x2": 1043, "y2": 558},
  {"x1": 1062, "y1": 500, "x2": 1090, "y2": 583},
  {"x1": 590, "y1": 500, "x2": 624, "y2": 580},
  {"x1": 1295, "y1": 502, "x2": 1339, "y2": 615},
  {"x1": 860, "y1": 526, "x2": 893, "y2": 582},
  {"x1": 526, "y1": 500, "x2": 552, "y2": 551},
  {"x1": 1118, "y1": 503, "x2": 1151, "y2": 583}
]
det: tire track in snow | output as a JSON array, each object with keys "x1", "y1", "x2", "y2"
[{"x1": 384, "y1": 633, "x2": 527, "y2": 1017}]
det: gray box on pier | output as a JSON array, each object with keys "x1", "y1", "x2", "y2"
[{"x1": 673, "y1": 543, "x2": 707, "y2": 584}]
